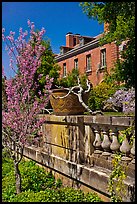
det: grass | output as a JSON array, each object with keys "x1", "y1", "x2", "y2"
[
  {"x1": 85, "y1": 111, "x2": 135, "y2": 116},
  {"x1": 103, "y1": 112, "x2": 135, "y2": 116}
]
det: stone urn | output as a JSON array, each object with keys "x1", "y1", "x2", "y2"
[{"x1": 49, "y1": 88, "x2": 89, "y2": 116}]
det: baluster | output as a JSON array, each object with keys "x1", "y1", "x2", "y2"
[
  {"x1": 120, "y1": 134, "x2": 132, "y2": 163},
  {"x1": 93, "y1": 127, "x2": 102, "y2": 154},
  {"x1": 110, "y1": 129, "x2": 120, "y2": 153},
  {"x1": 101, "y1": 128, "x2": 111, "y2": 157},
  {"x1": 130, "y1": 133, "x2": 135, "y2": 164},
  {"x1": 120, "y1": 136, "x2": 131, "y2": 156},
  {"x1": 130, "y1": 137, "x2": 135, "y2": 156}
]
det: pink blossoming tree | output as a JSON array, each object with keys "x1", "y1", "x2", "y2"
[{"x1": 2, "y1": 20, "x2": 53, "y2": 194}]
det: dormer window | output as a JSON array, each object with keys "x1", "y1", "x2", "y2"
[
  {"x1": 79, "y1": 38, "x2": 84, "y2": 46},
  {"x1": 60, "y1": 47, "x2": 64, "y2": 55}
]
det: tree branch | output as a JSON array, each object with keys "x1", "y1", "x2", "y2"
[{"x1": 52, "y1": 77, "x2": 103, "y2": 115}]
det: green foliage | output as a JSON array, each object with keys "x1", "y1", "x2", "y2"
[
  {"x1": 84, "y1": 192, "x2": 103, "y2": 202},
  {"x1": 2, "y1": 158, "x2": 14, "y2": 179},
  {"x1": 56, "y1": 68, "x2": 88, "y2": 89},
  {"x1": 80, "y1": 2, "x2": 135, "y2": 41},
  {"x1": 2, "y1": 148, "x2": 14, "y2": 179},
  {"x1": 2, "y1": 152, "x2": 102, "y2": 202},
  {"x1": 32, "y1": 38, "x2": 61, "y2": 96},
  {"x1": 104, "y1": 112, "x2": 130, "y2": 116},
  {"x1": 2, "y1": 168, "x2": 16, "y2": 201},
  {"x1": 80, "y1": 2, "x2": 135, "y2": 88},
  {"x1": 118, "y1": 122, "x2": 135, "y2": 145},
  {"x1": 112, "y1": 39, "x2": 135, "y2": 88},
  {"x1": 37, "y1": 39, "x2": 61, "y2": 85},
  {"x1": 88, "y1": 81, "x2": 118, "y2": 111},
  {"x1": 2, "y1": 150, "x2": 15, "y2": 202},
  {"x1": 56, "y1": 188, "x2": 85, "y2": 202},
  {"x1": 2, "y1": 175, "x2": 16, "y2": 201},
  {"x1": 2, "y1": 155, "x2": 62, "y2": 202},
  {"x1": 2, "y1": 148, "x2": 11, "y2": 160},
  {"x1": 9, "y1": 187, "x2": 103, "y2": 202},
  {"x1": 19, "y1": 160, "x2": 61, "y2": 192},
  {"x1": 108, "y1": 153, "x2": 127, "y2": 202}
]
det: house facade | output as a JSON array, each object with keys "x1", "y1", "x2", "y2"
[{"x1": 55, "y1": 25, "x2": 120, "y2": 87}]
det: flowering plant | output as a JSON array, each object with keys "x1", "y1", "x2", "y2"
[
  {"x1": 2, "y1": 20, "x2": 53, "y2": 194},
  {"x1": 104, "y1": 87, "x2": 135, "y2": 114}
]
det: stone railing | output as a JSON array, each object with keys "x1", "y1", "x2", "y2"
[
  {"x1": 83, "y1": 116, "x2": 135, "y2": 173},
  {"x1": 24, "y1": 115, "x2": 135, "y2": 202}
]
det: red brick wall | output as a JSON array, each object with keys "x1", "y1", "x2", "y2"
[
  {"x1": 66, "y1": 34, "x2": 73, "y2": 48},
  {"x1": 58, "y1": 42, "x2": 119, "y2": 87}
]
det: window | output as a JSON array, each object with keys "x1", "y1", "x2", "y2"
[
  {"x1": 86, "y1": 54, "x2": 91, "y2": 71},
  {"x1": 100, "y1": 49, "x2": 106, "y2": 68},
  {"x1": 63, "y1": 63, "x2": 67, "y2": 77},
  {"x1": 74, "y1": 58, "x2": 78, "y2": 70},
  {"x1": 79, "y1": 37, "x2": 84, "y2": 46},
  {"x1": 73, "y1": 37, "x2": 76, "y2": 46},
  {"x1": 60, "y1": 47, "x2": 64, "y2": 55},
  {"x1": 119, "y1": 42, "x2": 127, "y2": 59}
]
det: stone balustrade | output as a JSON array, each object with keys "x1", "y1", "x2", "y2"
[
  {"x1": 23, "y1": 114, "x2": 135, "y2": 202},
  {"x1": 37, "y1": 115, "x2": 135, "y2": 170}
]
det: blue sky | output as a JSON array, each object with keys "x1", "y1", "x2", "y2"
[{"x1": 2, "y1": 2, "x2": 104, "y2": 78}]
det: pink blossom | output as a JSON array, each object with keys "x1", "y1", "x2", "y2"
[{"x1": 2, "y1": 20, "x2": 53, "y2": 155}]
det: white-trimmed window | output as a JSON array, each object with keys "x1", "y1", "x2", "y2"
[
  {"x1": 63, "y1": 63, "x2": 67, "y2": 77},
  {"x1": 86, "y1": 54, "x2": 91, "y2": 71},
  {"x1": 74, "y1": 58, "x2": 78, "y2": 70},
  {"x1": 100, "y1": 49, "x2": 106, "y2": 68}
]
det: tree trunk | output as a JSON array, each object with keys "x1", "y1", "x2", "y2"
[{"x1": 14, "y1": 161, "x2": 21, "y2": 194}]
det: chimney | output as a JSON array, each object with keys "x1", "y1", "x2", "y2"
[
  {"x1": 104, "y1": 22, "x2": 109, "y2": 33},
  {"x1": 66, "y1": 32, "x2": 81, "y2": 47},
  {"x1": 66, "y1": 32, "x2": 74, "y2": 47}
]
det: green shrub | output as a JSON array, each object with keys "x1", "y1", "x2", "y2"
[
  {"x1": 9, "y1": 189, "x2": 59, "y2": 202},
  {"x1": 2, "y1": 150, "x2": 16, "y2": 201},
  {"x1": 84, "y1": 192, "x2": 103, "y2": 202},
  {"x1": 9, "y1": 190, "x2": 36, "y2": 202},
  {"x1": 2, "y1": 157, "x2": 62, "y2": 202},
  {"x1": 2, "y1": 171, "x2": 16, "y2": 201},
  {"x1": 2, "y1": 153, "x2": 102, "y2": 202},
  {"x1": 57, "y1": 187, "x2": 85, "y2": 202},
  {"x1": 19, "y1": 159, "x2": 62, "y2": 192},
  {"x1": 88, "y1": 82, "x2": 119, "y2": 111},
  {"x1": 2, "y1": 157, "x2": 14, "y2": 179},
  {"x1": 10, "y1": 187, "x2": 103, "y2": 202},
  {"x1": 56, "y1": 68, "x2": 88, "y2": 89}
]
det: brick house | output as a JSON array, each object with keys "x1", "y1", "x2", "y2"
[{"x1": 54, "y1": 24, "x2": 120, "y2": 87}]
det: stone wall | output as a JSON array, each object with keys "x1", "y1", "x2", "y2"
[{"x1": 23, "y1": 115, "x2": 135, "y2": 202}]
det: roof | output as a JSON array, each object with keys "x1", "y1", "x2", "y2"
[{"x1": 55, "y1": 38, "x2": 99, "y2": 62}]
